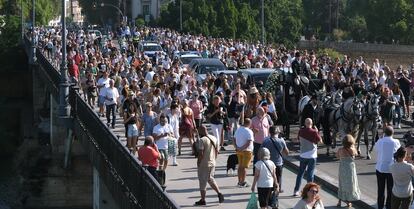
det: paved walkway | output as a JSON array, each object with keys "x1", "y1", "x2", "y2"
[
  {"x1": 95, "y1": 108, "x2": 364, "y2": 208},
  {"x1": 166, "y1": 145, "x2": 363, "y2": 209},
  {"x1": 284, "y1": 120, "x2": 413, "y2": 209}
]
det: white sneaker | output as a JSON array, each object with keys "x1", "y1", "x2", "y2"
[
  {"x1": 293, "y1": 191, "x2": 300, "y2": 197},
  {"x1": 398, "y1": 124, "x2": 401, "y2": 129}
]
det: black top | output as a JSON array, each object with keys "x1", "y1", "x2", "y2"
[
  {"x1": 398, "y1": 77, "x2": 410, "y2": 98},
  {"x1": 227, "y1": 100, "x2": 244, "y2": 119},
  {"x1": 205, "y1": 104, "x2": 226, "y2": 124}
]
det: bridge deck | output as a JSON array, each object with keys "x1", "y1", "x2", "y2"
[{"x1": 94, "y1": 106, "x2": 365, "y2": 209}]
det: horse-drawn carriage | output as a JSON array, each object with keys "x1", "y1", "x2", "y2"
[{"x1": 263, "y1": 69, "x2": 381, "y2": 157}]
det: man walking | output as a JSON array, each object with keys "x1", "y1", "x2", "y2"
[
  {"x1": 251, "y1": 107, "x2": 270, "y2": 174},
  {"x1": 374, "y1": 126, "x2": 400, "y2": 209},
  {"x1": 195, "y1": 125, "x2": 224, "y2": 206},
  {"x1": 103, "y1": 79, "x2": 119, "y2": 129},
  {"x1": 262, "y1": 126, "x2": 289, "y2": 193},
  {"x1": 153, "y1": 114, "x2": 174, "y2": 171},
  {"x1": 293, "y1": 118, "x2": 321, "y2": 196},
  {"x1": 235, "y1": 118, "x2": 254, "y2": 187}
]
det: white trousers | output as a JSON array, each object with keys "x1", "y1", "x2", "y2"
[{"x1": 210, "y1": 123, "x2": 223, "y2": 145}]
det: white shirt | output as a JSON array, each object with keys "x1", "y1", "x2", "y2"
[
  {"x1": 153, "y1": 124, "x2": 173, "y2": 150},
  {"x1": 97, "y1": 77, "x2": 110, "y2": 96},
  {"x1": 374, "y1": 136, "x2": 401, "y2": 173},
  {"x1": 255, "y1": 160, "x2": 275, "y2": 188},
  {"x1": 235, "y1": 126, "x2": 254, "y2": 152},
  {"x1": 145, "y1": 71, "x2": 155, "y2": 82},
  {"x1": 103, "y1": 87, "x2": 119, "y2": 105},
  {"x1": 390, "y1": 161, "x2": 414, "y2": 198}
]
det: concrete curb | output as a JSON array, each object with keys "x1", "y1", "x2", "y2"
[{"x1": 282, "y1": 156, "x2": 376, "y2": 209}]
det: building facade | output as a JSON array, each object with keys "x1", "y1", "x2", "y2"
[{"x1": 131, "y1": 0, "x2": 163, "y2": 22}]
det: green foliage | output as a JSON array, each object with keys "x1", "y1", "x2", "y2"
[
  {"x1": 135, "y1": 18, "x2": 145, "y2": 27},
  {"x1": 316, "y1": 48, "x2": 344, "y2": 60},
  {"x1": 0, "y1": 14, "x2": 20, "y2": 50},
  {"x1": 158, "y1": 0, "x2": 303, "y2": 46}
]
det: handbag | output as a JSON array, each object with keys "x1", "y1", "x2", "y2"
[
  {"x1": 262, "y1": 160, "x2": 278, "y2": 191},
  {"x1": 246, "y1": 192, "x2": 258, "y2": 209}
]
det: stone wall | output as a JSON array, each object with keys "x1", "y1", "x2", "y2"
[{"x1": 298, "y1": 40, "x2": 414, "y2": 55}]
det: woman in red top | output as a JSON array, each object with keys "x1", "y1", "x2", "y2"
[
  {"x1": 178, "y1": 99, "x2": 196, "y2": 155},
  {"x1": 138, "y1": 136, "x2": 160, "y2": 180}
]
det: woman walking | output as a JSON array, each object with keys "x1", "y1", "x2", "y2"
[
  {"x1": 380, "y1": 87, "x2": 397, "y2": 129},
  {"x1": 293, "y1": 182, "x2": 325, "y2": 209},
  {"x1": 124, "y1": 103, "x2": 139, "y2": 154},
  {"x1": 390, "y1": 147, "x2": 414, "y2": 209},
  {"x1": 336, "y1": 135, "x2": 361, "y2": 207},
  {"x1": 178, "y1": 99, "x2": 195, "y2": 155},
  {"x1": 251, "y1": 148, "x2": 279, "y2": 209}
]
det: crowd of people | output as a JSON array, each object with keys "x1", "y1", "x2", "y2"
[{"x1": 31, "y1": 25, "x2": 414, "y2": 209}]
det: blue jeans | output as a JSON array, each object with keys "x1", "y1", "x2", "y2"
[
  {"x1": 294, "y1": 157, "x2": 316, "y2": 192},
  {"x1": 393, "y1": 105, "x2": 402, "y2": 125}
]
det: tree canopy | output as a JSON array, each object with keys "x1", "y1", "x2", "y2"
[
  {"x1": 158, "y1": 0, "x2": 303, "y2": 47},
  {"x1": 157, "y1": 0, "x2": 414, "y2": 45}
]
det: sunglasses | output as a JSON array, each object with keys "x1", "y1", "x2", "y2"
[{"x1": 309, "y1": 189, "x2": 319, "y2": 194}]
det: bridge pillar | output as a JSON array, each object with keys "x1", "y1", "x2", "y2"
[{"x1": 93, "y1": 168, "x2": 120, "y2": 209}]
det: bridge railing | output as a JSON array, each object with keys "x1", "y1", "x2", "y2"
[{"x1": 25, "y1": 35, "x2": 180, "y2": 209}]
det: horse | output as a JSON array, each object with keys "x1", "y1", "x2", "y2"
[
  {"x1": 356, "y1": 93, "x2": 381, "y2": 159},
  {"x1": 324, "y1": 97, "x2": 364, "y2": 155}
]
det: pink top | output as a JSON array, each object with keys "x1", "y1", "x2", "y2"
[
  {"x1": 189, "y1": 99, "x2": 203, "y2": 119},
  {"x1": 251, "y1": 116, "x2": 270, "y2": 144}
]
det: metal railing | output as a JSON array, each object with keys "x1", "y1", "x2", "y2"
[{"x1": 25, "y1": 35, "x2": 180, "y2": 209}]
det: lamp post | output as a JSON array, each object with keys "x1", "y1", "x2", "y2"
[
  {"x1": 59, "y1": 0, "x2": 70, "y2": 119},
  {"x1": 21, "y1": 0, "x2": 24, "y2": 40},
  {"x1": 31, "y1": 0, "x2": 36, "y2": 64},
  {"x1": 100, "y1": 2, "x2": 125, "y2": 25},
  {"x1": 261, "y1": 0, "x2": 264, "y2": 44},
  {"x1": 180, "y1": 0, "x2": 182, "y2": 31}
]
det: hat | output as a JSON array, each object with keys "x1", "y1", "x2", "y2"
[
  {"x1": 249, "y1": 87, "x2": 259, "y2": 94},
  {"x1": 145, "y1": 102, "x2": 152, "y2": 107},
  {"x1": 192, "y1": 91, "x2": 199, "y2": 96}
]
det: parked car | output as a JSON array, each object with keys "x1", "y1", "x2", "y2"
[
  {"x1": 87, "y1": 29, "x2": 102, "y2": 39},
  {"x1": 189, "y1": 58, "x2": 227, "y2": 84},
  {"x1": 178, "y1": 52, "x2": 202, "y2": 66},
  {"x1": 138, "y1": 41, "x2": 165, "y2": 58},
  {"x1": 239, "y1": 68, "x2": 276, "y2": 87}
]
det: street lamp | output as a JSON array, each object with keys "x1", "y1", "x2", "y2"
[
  {"x1": 261, "y1": 0, "x2": 265, "y2": 44},
  {"x1": 59, "y1": 0, "x2": 70, "y2": 119},
  {"x1": 180, "y1": 0, "x2": 182, "y2": 31},
  {"x1": 100, "y1": 2, "x2": 126, "y2": 25},
  {"x1": 31, "y1": 0, "x2": 36, "y2": 64}
]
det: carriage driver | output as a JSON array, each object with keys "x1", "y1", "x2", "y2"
[{"x1": 301, "y1": 95, "x2": 319, "y2": 128}]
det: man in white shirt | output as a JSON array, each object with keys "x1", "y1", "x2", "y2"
[
  {"x1": 374, "y1": 126, "x2": 401, "y2": 209},
  {"x1": 103, "y1": 79, "x2": 119, "y2": 129},
  {"x1": 144, "y1": 65, "x2": 155, "y2": 82},
  {"x1": 153, "y1": 114, "x2": 174, "y2": 171},
  {"x1": 234, "y1": 118, "x2": 254, "y2": 187},
  {"x1": 97, "y1": 70, "x2": 110, "y2": 117}
]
